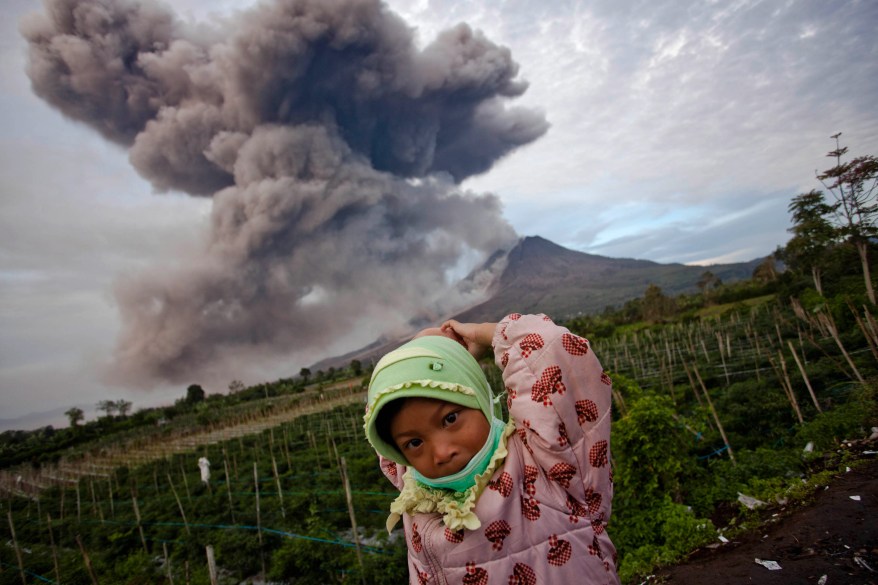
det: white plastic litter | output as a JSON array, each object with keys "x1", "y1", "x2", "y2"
[
  {"x1": 850, "y1": 495, "x2": 861, "y2": 501},
  {"x1": 198, "y1": 457, "x2": 211, "y2": 484},
  {"x1": 869, "y1": 426, "x2": 878, "y2": 440},
  {"x1": 738, "y1": 492, "x2": 768, "y2": 509},
  {"x1": 854, "y1": 556, "x2": 876, "y2": 573},
  {"x1": 718, "y1": 535, "x2": 729, "y2": 543},
  {"x1": 817, "y1": 575, "x2": 828, "y2": 585},
  {"x1": 803, "y1": 441, "x2": 814, "y2": 453},
  {"x1": 755, "y1": 558, "x2": 782, "y2": 570},
  {"x1": 846, "y1": 466, "x2": 851, "y2": 472}
]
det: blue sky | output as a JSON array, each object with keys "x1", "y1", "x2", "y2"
[{"x1": 1, "y1": 0, "x2": 877, "y2": 428}]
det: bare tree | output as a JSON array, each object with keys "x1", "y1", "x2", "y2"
[{"x1": 818, "y1": 133, "x2": 878, "y2": 304}]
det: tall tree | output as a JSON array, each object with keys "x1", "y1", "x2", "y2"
[
  {"x1": 96, "y1": 399, "x2": 118, "y2": 419},
  {"x1": 65, "y1": 407, "x2": 84, "y2": 428},
  {"x1": 185, "y1": 384, "x2": 206, "y2": 404},
  {"x1": 299, "y1": 367, "x2": 311, "y2": 383},
  {"x1": 817, "y1": 133, "x2": 878, "y2": 303},
  {"x1": 115, "y1": 399, "x2": 133, "y2": 417},
  {"x1": 785, "y1": 189, "x2": 836, "y2": 295}
]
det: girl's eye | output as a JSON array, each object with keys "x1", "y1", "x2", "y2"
[
  {"x1": 404, "y1": 438, "x2": 422, "y2": 450},
  {"x1": 444, "y1": 412, "x2": 459, "y2": 426}
]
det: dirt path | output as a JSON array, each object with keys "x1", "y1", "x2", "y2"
[{"x1": 653, "y1": 454, "x2": 878, "y2": 585}]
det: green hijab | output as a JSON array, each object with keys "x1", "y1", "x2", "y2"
[{"x1": 363, "y1": 334, "x2": 500, "y2": 468}]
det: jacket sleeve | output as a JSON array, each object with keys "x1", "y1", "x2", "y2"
[
  {"x1": 492, "y1": 313, "x2": 613, "y2": 513},
  {"x1": 378, "y1": 456, "x2": 406, "y2": 491}
]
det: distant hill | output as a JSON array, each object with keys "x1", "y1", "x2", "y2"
[
  {"x1": 453, "y1": 235, "x2": 760, "y2": 322},
  {"x1": 309, "y1": 235, "x2": 763, "y2": 371}
]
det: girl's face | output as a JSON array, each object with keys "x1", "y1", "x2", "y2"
[{"x1": 389, "y1": 397, "x2": 490, "y2": 479}]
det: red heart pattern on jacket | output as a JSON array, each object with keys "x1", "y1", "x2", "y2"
[
  {"x1": 561, "y1": 332, "x2": 589, "y2": 355},
  {"x1": 508, "y1": 562, "x2": 537, "y2": 585},
  {"x1": 532, "y1": 365, "x2": 566, "y2": 406},
  {"x1": 484, "y1": 519, "x2": 512, "y2": 551},
  {"x1": 589, "y1": 439, "x2": 608, "y2": 467},
  {"x1": 463, "y1": 562, "x2": 487, "y2": 585},
  {"x1": 444, "y1": 527, "x2": 464, "y2": 543},
  {"x1": 576, "y1": 399, "x2": 599, "y2": 424},
  {"x1": 547, "y1": 462, "x2": 576, "y2": 488},
  {"x1": 488, "y1": 471, "x2": 513, "y2": 497},
  {"x1": 547, "y1": 534, "x2": 572, "y2": 566},
  {"x1": 519, "y1": 333, "x2": 544, "y2": 358}
]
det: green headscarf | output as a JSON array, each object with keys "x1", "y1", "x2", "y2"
[{"x1": 363, "y1": 335, "x2": 500, "y2": 468}]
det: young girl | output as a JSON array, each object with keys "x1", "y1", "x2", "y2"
[{"x1": 363, "y1": 313, "x2": 619, "y2": 584}]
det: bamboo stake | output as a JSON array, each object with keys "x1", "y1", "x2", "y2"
[
  {"x1": 848, "y1": 300, "x2": 878, "y2": 361},
  {"x1": 131, "y1": 490, "x2": 148, "y2": 552},
  {"x1": 8, "y1": 511, "x2": 26, "y2": 585},
  {"x1": 107, "y1": 476, "x2": 115, "y2": 518},
  {"x1": 777, "y1": 351, "x2": 804, "y2": 423},
  {"x1": 167, "y1": 473, "x2": 191, "y2": 535},
  {"x1": 769, "y1": 354, "x2": 803, "y2": 424},
  {"x1": 76, "y1": 535, "x2": 100, "y2": 585},
  {"x1": 271, "y1": 454, "x2": 285, "y2": 518},
  {"x1": 787, "y1": 341, "x2": 822, "y2": 413},
  {"x1": 716, "y1": 332, "x2": 730, "y2": 386},
  {"x1": 818, "y1": 313, "x2": 865, "y2": 383},
  {"x1": 164, "y1": 542, "x2": 174, "y2": 585},
  {"x1": 340, "y1": 457, "x2": 367, "y2": 585},
  {"x1": 179, "y1": 463, "x2": 191, "y2": 502},
  {"x1": 691, "y1": 364, "x2": 736, "y2": 465},
  {"x1": 223, "y1": 455, "x2": 235, "y2": 522},
  {"x1": 75, "y1": 479, "x2": 81, "y2": 522},
  {"x1": 205, "y1": 545, "x2": 218, "y2": 585},
  {"x1": 47, "y1": 514, "x2": 61, "y2": 585},
  {"x1": 253, "y1": 463, "x2": 265, "y2": 578}
]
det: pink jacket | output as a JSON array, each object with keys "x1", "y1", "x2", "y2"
[{"x1": 379, "y1": 313, "x2": 620, "y2": 585}]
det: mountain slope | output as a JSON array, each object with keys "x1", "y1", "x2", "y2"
[
  {"x1": 453, "y1": 235, "x2": 760, "y2": 322},
  {"x1": 309, "y1": 236, "x2": 763, "y2": 371}
]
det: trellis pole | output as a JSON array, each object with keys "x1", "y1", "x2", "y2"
[
  {"x1": 691, "y1": 364, "x2": 736, "y2": 465},
  {"x1": 787, "y1": 340, "x2": 822, "y2": 413},
  {"x1": 7, "y1": 511, "x2": 26, "y2": 585}
]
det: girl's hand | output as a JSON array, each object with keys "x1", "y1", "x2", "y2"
[{"x1": 441, "y1": 320, "x2": 496, "y2": 359}]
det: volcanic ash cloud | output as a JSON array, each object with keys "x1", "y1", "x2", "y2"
[{"x1": 21, "y1": 0, "x2": 548, "y2": 386}]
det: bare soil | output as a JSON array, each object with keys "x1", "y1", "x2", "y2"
[{"x1": 651, "y1": 448, "x2": 878, "y2": 585}]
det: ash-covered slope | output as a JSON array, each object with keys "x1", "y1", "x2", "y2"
[
  {"x1": 308, "y1": 236, "x2": 762, "y2": 371},
  {"x1": 452, "y1": 235, "x2": 759, "y2": 322}
]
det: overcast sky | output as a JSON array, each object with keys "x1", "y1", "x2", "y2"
[{"x1": 2, "y1": 0, "x2": 876, "y2": 430}]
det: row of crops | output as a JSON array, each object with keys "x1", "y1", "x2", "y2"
[{"x1": 2, "y1": 294, "x2": 877, "y2": 584}]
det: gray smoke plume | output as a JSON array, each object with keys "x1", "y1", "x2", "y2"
[{"x1": 21, "y1": 0, "x2": 548, "y2": 387}]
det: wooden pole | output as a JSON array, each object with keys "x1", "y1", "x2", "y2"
[
  {"x1": 131, "y1": 490, "x2": 148, "y2": 553},
  {"x1": 787, "y1": 341, "x2": 822, "y2": 413},
  {"x1": 107, "y1": 476, "x2": 115, "y2": 518},
  {"x1": 47, "y1": 514, "x2": 62, "y2": 585},
  {"x1": 253, "y1": 463, "x2": 265, "y2": 578},
  {"x1": 205, "y1": 545, "x2": 218, "y2": 585},
  {"x1": 163, "y1": 542, "x2": 174, "y2": 585},
  {"x1": 76, "y1": 535, "x2": 100, "y2": 585},
  {"x1": 777, "y1": 351, "x2": 804, "y2": 422},
  {"x1": 179, "y1": 463, "x2": 191, "y2": 502},
  {"x1": 271, "y1": 454, "x2": 285, "y2": 518},
  {"x1": 691, "y1": 364, "x2": 736, "y2": 465},
  {"x1": 223, "y1": 455, "x2": 236, "y2": 522},
  {"x1": 818, "y1": 313, "x2": 865, "y2": 383},
  {"x1": 7, "y1": 511, "x2": 27, "y2": 585},
  {"x1": 166, "y1": 473, "x2": 191, "y2": 535},
  {"x1": 340, "y1": 457, "x2": 367, "y2": 585}
]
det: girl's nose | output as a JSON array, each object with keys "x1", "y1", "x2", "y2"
[{"x1": 432, "y1": 442, "x2": 458, "y2": 467}]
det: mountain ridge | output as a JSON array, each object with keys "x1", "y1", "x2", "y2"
[{"x1": 309, "y1": 235, "x2": 763, "y2": 371}]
